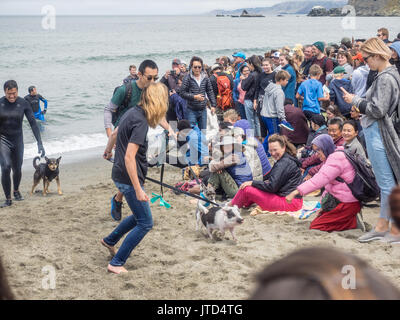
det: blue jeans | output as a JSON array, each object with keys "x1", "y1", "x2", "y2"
[
  {"x1": 244, "y1": 99, "x2": 261, "y2": 137},
  {"x1": 186, "y1": 108, "x2": 207, "y2": 131},
  {"x1": 235, "y1": 101, "x2": 247, "y2": 120},
  {"x1": 363, "y1": 121, "x2": 396, "y2": 222},
  {"x1": 103, "y1": 182, "x2": 153, "y2": 266},
  {"x1": 261, "y1": 116, "x2": 281, "y2": 156}
]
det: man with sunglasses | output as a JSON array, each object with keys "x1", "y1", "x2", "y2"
[
  {"x1": 377, "y1": 28, "x2": 390, "y2": 44},
  {"x1": 104, "y1": 59, "x2": 175, "y2": 221}
]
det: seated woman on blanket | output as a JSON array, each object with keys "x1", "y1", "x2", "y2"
[
  {"x1": 228, "y1": 134, "x2": 303, "y2": 214},
  {"x1": 285, "y1": 134, "x2": 361, "y2": 232},
  {"x1": 208, "y1": 135, "x2": 253, "y2": 199}
]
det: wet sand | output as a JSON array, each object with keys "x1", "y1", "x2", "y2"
[{"x1": 1, "y1": 154, "x2": 400, "y2": 299}]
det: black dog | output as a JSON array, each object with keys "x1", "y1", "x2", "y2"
[{"x1": 31, "y1": 156, "x2": 62, "y2": 196}]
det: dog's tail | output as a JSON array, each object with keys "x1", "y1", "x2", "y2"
[{"x1": 33, "y1": 156, "x2": 41, "y2": 170}]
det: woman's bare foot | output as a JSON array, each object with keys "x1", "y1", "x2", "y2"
[
  {"x1": 107, "y1": 264, "x2": 128, "y2": 274},
  {"x1": 101, "y1": 239, "x2": 117, "y2": 257}
]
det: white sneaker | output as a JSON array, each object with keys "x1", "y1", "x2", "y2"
[{"x1": 382, "y1": 233, "x2": 400, "y2": 244}]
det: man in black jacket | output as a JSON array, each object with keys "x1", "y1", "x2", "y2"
[{"x1": 179, "y1": 56, "x2": 217, "y2": 131}]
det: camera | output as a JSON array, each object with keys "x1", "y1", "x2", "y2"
[{"x1": 170, "y1": 70, "x2": 176, "y2": 76}]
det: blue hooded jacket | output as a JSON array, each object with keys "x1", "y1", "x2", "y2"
[
  {"x1": 328, "y1": 78, "x2": 354, "y2": 116},
  {"x1": 234, "y1": 119, "x2": 272, "y2": 176}
]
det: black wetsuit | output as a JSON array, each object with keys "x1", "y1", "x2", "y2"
[
  {"x1": 0, "y1": 96, "x2": 43, "y2": 199},
  {"x1": 24, "y1": 94, "x2": 45, "y2": 113}
]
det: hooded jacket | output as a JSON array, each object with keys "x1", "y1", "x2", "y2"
[
  {"x1": 298, "y1": 147, "x2": 358, "y2": 203},
  {"x1": 352, "y1": 65, "x2": 400, "y2": 183},
  {"x1": 179, "y1": 70, "x2": 216, "y2": 111},
  {"x1": 252, "y1": 152, "x2": 303, "y2": 197},
  {"x1": 261, "y1": 82, "x2": 285, "y2": 120},
  {"x1": 282, "y1": 64, "x2": 297, "y2": 102},
  {"x1": 328, "y1": 78, "x2": 354, "y2": 116},
  {"x1": 351, "y1": 65, "x2": 370, "y2": 98},
  {"x1": 390, "y1": 42, "x2": 400, "y2": 75},
  {"x1": 234, "y1": 119, "x2": 272, "y2": 176}
]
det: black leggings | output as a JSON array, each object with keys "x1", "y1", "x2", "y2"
[{"x1": 0, "y1": 135, "x2": 24, "y2": 199}]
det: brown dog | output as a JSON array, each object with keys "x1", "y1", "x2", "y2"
[{"x1": 31, "y1": 156, "x2": 62, "y2": 196}]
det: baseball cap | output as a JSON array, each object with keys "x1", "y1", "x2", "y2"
[
  {"x1": 211, "y1": 63, "x2": 222, "y2": 72},
  {"x1": 333, "y1": 66, "x2": 346, "y2": 74},
  {"x1": 272, "y1": 51, "x2": 280, "y2": 58},
  {"x1": 232, "y1": 52, "x2": 246, "y2": 60},
  {"x1": 172, "y1": 58, "x2": 181, "y2": 65}
]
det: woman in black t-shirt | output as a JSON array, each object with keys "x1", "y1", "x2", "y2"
[{"x1": 101, "y1": 82, "x2": 168, "y2": 274}]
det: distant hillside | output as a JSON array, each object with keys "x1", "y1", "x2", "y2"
[
  {"x1": 208, "y1": 0, "x2": 347, "y2": 16},
  {"x1": 349, "y1": 0, "x2": 400, "y2": 16}
]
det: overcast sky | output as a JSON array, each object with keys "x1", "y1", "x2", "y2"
[{"x1": 0, "y1": 0, "x2": 298, "y2": 15}]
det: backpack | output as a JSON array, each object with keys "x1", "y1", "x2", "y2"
[
  {"x1": 216, "y1": 74, "x2": 233, "y2": 110},
  {"x1": 111, "y1": 81, "x2": 133, "y2": 126},
  {"x1": 335, "y1": 149, "x2": 380, "y2": 203}
]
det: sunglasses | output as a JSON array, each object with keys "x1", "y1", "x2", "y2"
[
  {"x1": 377, "y1": 34, "x2": 383, "y2": 37},
  {"x1": 363, "y1": 54, "x2": 373, "y2": 62},
  {"x1": 144, "y1": 75, "x2": 159, "y2": 81}
]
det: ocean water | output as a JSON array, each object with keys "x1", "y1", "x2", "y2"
[{"x1": 0, "y1": 15, "x2": 398, "y2": 160}]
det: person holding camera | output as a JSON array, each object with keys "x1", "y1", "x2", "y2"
[{"x1": 161, "y1": 58, "x2": 187, "y2": 122}]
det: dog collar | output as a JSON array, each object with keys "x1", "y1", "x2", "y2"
[{"x1": 200, "y1": 192, "x2": 210, "y2": 207}]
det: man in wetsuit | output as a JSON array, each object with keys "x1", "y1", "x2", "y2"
[
  {"x1": 0, "y1": 80, "x2": 45, "y2": 208},
  {"x1": 24, "y1": 86, "x2": 47, "y2": 121}
]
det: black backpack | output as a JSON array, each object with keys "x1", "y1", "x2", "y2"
[
  {"x1": 111, "y1": 81, "x2": 133, "y2": 126},
  {"x1": 335, "y1": 149, "x2": 380, "y2": 203}
]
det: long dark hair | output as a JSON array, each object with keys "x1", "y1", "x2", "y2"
[{"x1": 246, "y1": 55, "x2": 262, "y2": 74}]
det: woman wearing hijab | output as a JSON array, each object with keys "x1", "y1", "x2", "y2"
[{"x1": 286, "y1": 134, "x2": 361, "y2": 232}]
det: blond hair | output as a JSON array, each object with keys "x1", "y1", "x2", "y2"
[
  {"x1": 139, "y1": 82, "x2": 168, "y2": 128},
  {"x1": 309, "y1": 64, "x2": 323, "y2": 77},
  {"x1": 361, "y1": 37, "x2": 392, "y2": 61},
  {"x1": 223, "y1": 109, "x2": 239, "y2": 122}
]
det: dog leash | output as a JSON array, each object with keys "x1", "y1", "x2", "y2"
[
  {"x1": 106, "y1": 158, "x2": 220, "y2": 207},
  {"x1": 145, "y1": 176, "x2": 220, "y2": 207}
]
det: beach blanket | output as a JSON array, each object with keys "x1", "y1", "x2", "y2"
[{"x1": 250, "y1": 201, "x2": 321, "y2": 220}]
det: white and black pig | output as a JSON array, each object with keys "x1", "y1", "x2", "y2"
[{"x1": 198, "y1": 204, "x2": 244, "y2": 241}]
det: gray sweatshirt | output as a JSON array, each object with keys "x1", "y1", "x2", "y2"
[{"x1": 260, "y1": 82, "x2": 286, "y2": 120}]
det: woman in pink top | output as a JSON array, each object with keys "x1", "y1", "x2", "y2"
[{"x1": 286, "y1": 134, "x2": 361, "y2": 232}]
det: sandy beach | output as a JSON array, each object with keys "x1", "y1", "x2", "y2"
[{"x1": 1, "y1": 151, "x2": 400, "y2": 300}]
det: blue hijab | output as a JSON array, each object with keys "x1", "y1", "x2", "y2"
[{"x1": 312, "y1": 134, "x2": 335, "y2": 158}]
